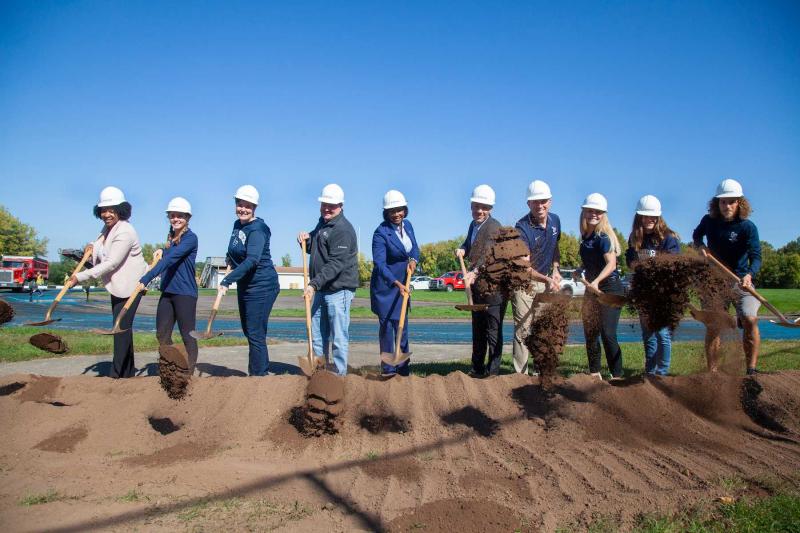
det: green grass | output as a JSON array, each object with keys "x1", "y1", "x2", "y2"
[
  {"x1": 19, "y1": 489, "x2": 63, "y2": 506},
  {"x1": 0, "y1": 327, "x2": 248, "y2": 363},
  {"x1": 404, "y1": 340, "x2": 800, "y2": 378}
]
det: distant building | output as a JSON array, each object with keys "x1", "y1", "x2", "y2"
[{"x1": 199, "y1": 257, "x2": 306, "y2": 290}]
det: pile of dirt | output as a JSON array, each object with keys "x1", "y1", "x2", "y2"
[
  {"x1": 628, "y1": 254, "x2": 734, "y2": 331},
  {"x1": 0, "y1": 299, "x2": 14, "y2": 325},
  {"x1": 158, "y1": 344, "x2": 191, "y2": 400},
  {"x1": 524, "y1": 295, "x2": 570, "y2": 388},
  {"x1": 28, "y1": 332, "x2": 68, "y2": 354},
  {"x1": 289, "y1": 371, "x2": 345, "y2": 437},
  {"x1": 474, "y1": 227, "x2": 531, "y2": 298}
]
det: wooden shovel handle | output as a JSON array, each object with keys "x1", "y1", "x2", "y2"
[
  {"x1": 111, "y1": 249, "x2": 164, "y2": 330},
  {"x1": 394, "y1": 263, "x2": 414, "y2": 356},
  {"x1": 301, "y1": 239, "x2": 313, "y2": 357},
  {"x1": 44, "y1": 240, "x2": 97, "y2": 320},
  {"x1": 457, "y1": 255, "x2": 475, "y2": 306}
]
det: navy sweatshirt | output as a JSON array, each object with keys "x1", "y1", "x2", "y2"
[
  {"x1": 222, "y1": 218, "x2": 278, "y2": 289},
  {"x1": 514, "y1": 212, "x2": 561, "y2": 275},
  {"x1": 625, "y1": 233, "x2": 680, "y2": 268},
  {"x1": 140, "y1": 229, "x2": 198, "y2": 297},
  {"x1": 580, "y1": 231, "x2": 621, "y2": 293},
  {"x1": 692, "y1": 215, "x2": 761, "y2": 277}
]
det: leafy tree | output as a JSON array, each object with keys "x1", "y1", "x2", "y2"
[
  {"x1": 141, "y1": 242, "x2": 167, "y2": 264},
  {"x1": 358, "y1": 252, "x2": 373, "y2": 285},
  {"x1": 47, "y1": 259, "x2": 77, "y2": 284},
  {"x1": 419, "y1": 236, "x2": 464, "y2": 276},
  {"x1": 780, "y1": 237, "x2": 800, "y2": 256},
  {"x1": 0, "y1": 205, "x2": 48, "y2": 256},
  {"x1": 281, "y1": 253, "x2": 292, "y2": 267},
  {"x1": 613, "y1": 227, "x2": 629, "y2": 275},
  {"x1": 558, "y1": 232, "x2": 580, "y2": 269},
  {"x1": 756, "y1": 241, "x2": 800, "y2": 288}
]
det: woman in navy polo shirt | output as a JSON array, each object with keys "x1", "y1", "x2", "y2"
[
  {"x1": 218, "y1": 185, "x2": 280, "y2": 377},
  {"x1": 370, "y1": 190, "x2": 420, "y2": 377},
  {"x1": 579, "y1": 193, "x2": 624, "y2": 381},
  {"x1": 140, "y1": 197, "x2": 199, "y2": 373},
  {"x1": 692, "y1": 179, "x2": 762, "y2": 375},
  {"x1": 625, "y1": 195, "x2": 680, "y2": 376}
]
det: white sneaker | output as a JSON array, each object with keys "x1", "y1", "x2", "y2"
[{"x1": 590, "y1": 372, "x2": 603, "y2": 380}]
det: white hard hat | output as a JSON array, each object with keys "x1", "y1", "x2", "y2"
[
  {"x1": 97, "y1": 186, "x2": 126, "y2": 207},
  {"x1": 383, "y1": 190, "x2": 407, "y2": 210},
  {"x1": 715, "y1": 178, "x2": 743, "y2": 198},
  {"x1": 470, "y1": 184, "x2": 495, "y2": 206},
  {"x1": 234, "y1": 185, "x2": 259, "y2": 206},
  {"x1": 635, "y1": 195, "x2": 661, "y2": 216},
  {"x1": 582, "y1": 193, "x2": 608, "y2": 212},
  {"x1": 165, "y1": 196, "x2": 192, "y2": 215},
  {"x1": 318, "y1": 183, "x2": 345, "y2": 204},
  {"x1": 526, "y1": 180, "x2": 552, "y2": 201}
]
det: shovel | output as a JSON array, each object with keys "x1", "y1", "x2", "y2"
[
  {"x1": 90, "y1": 249, "x2": 163, "y2": 335},
  {"x1": 702, "y1": 249, "x2": 800, "y2": 329},
  {"x1": 580, "y1": 275, "x2": 627, "y2": 308},
  {"x1": 297, "y1": 239, "x2": 319, "y2": 377},
  {"x1": 454, "y1": 255, "x2": 489, "y2": 312},
  {"x1": 687, "y1": 304, "x2": 737, "y2": 330},
  {"x1": 26, "y1": 240, "x2": 97, "y2": 326},
  {"x1": 380, "y1": 263, "x2": 414, "y2": 367},
  {"x1": 190, "y1": 266, "x2": 231, "y2": 340}
]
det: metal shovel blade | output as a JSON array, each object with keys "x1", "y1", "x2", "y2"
[
  {"x1": 25, "y1": 318, "x2": 62, "y2": 326},
  {"x1": 298, "y1": 355, "x2": 316, "y2": 377},
  {"x1": 454, "y1": 303, "x2": 489, "y2": 311},
  {"x1": 89, "y1": 327, "x2": 130, "y2": 335},
  {"x1": 190, "y1": 329, "x2": 223, "y2": 340},
  {"x1": 380, "y1": 351, "x2": 411, "y2": 367},
  {"x1": 769, "y1": 319, "x2": 800, "y2": 329}
]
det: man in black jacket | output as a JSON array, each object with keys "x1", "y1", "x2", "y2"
[
  {"x1": 456, "y1": 184, "x2": 507, "y2": 377},
  {"x1": 298, "y1": 184, "x2": 359, "y2": 376}
]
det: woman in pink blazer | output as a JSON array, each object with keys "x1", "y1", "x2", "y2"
[{"x1": 72, "y1": 186, "x2": 147, "y2": 378}]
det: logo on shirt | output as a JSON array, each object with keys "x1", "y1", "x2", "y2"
[
  {"x1": 232, "y1": 229, "x2": 246, "y2": 247},
  {"x1": 552, "y1": 226, "x2": 558, "y2": 236},
  {"x1": 728, "y1": 231, "x2": 738, "y2": 243}
]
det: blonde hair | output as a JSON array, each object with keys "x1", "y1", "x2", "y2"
[{"x1": 580, "y1": 209, "x2": 621, "y2": 256}]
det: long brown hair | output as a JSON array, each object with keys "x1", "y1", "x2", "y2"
[
  {"x1": 580, "y1": 210, "x2": 621, "y2": 256},
  {"x1": 708, "y1": 196, "x2": 752, "y2": 220},
  {"x1": 628, "y1": 215, "x2": 679, "y2": 251},
  {"x1": 166, "y1": 216, "x2": 191, "y2": 248}
]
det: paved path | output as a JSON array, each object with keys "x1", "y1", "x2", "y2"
[{"x1": 0, "y1": 342, "x2": 482, "y2": 378}]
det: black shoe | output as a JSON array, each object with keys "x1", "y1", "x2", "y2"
[
  {"x1": 746, "y1": 367, "x2": 760, "y2": 376},
  {"x1": 468, "y1": 369, "x2": 487, "y2": 379}
]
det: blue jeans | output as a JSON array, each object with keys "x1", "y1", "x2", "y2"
[
  {"x1": 378, "y1": 317, "x2": 410, "y2": 376},
  {"x1": 237, "y1": 284, "x2": 279, "y2": 376},
  {"x1": 641, "y1": 315, "x2": 671, "y2": 375},
  {"x1": 311, "y1": 289, "x2": 355, "y2": 376}
]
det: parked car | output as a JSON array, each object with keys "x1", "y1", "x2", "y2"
[
  {"x1": 558, "y1": 269, "x2": 585, "y2": 297},
  {"x1": 409, "y1": 275, "x2": 432, "y2": 291},
  {"x1": 429, "y1": 271, "x2": 465, "y2": 292}
]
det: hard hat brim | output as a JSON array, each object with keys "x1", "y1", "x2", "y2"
[
  {"x1": 527, "y1": 194, "x2": 552, "y2": 201},
  {"x1": 470, "y1": 197, "x2": 495, "y2": 206},
  {"x1": 581, "y1": 204, "x2": 607, "y2": 211},
  {"x1": 635, "y1": 209, "x2": 661, "y2": 216},
  {"x1": 714, "y1": 192, "x2": 743, "y2": 198}
]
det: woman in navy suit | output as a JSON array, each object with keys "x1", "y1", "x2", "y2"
[{"x1": 370, "y1": 190, "x2": 420, "y2": 376}]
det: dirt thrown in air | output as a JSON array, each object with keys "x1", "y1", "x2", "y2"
[
  {"x1": 29, "y1": 332, "x2": 68, "y2": 354},
  {"x1": 158, "y1": 344, "x2": 191, "y2": 400},
  {"x1": 0, "y1": 299, "x2": 15, "y2": 325},
  {"x1": 474, "y1": 227, "x2": 532, "y2": 298},
  {"x1": 290, "y1": 371, "x2": 345, "y2": 437},
  {"x1": 628, "y1": 254, "x2": 734, "y2": 332},
  {"x1": 525, "y1": 295, "x2": 570, "y2": 388}
]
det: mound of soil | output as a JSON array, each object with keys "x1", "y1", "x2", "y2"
[
  {"x1": 525, "y1": 296, "x2": 569, "y2": 388},
  {"x1": 29, "y1": 332, "x2": 68, "y2": 354},
  {"x1": 0, "y1": 299, "x2": 14, "y2": 325},
  {"x1": 474, "y1": 227, "x2": 531, "y2": 298},
  {"x1": 158, "y1": 344, "x2": 191, "y2": 400},
  {"x1": 290, "y1": 371, "x2": 345, "y2": 437},
  {"x1": 628, "y1": 254, "x2": 734, "y2": 332}
]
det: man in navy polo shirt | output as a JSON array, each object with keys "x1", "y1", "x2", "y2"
[{"x1": 512, "y1": 180, "x2": 562, "y2": 375}]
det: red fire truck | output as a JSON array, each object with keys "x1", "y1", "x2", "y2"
[{"x1": 0, "y1": 256, "x2": 49, "y2": 291}]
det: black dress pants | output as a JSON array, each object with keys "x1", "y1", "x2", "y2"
[
  {"x1": 156, "y1": 293, "x2": 199, "y2": 372},
  {"x1": 471, "y1": 292, "x2": 508, "y2": 375},
  {"x1": 109, "y1": 292, "x2": 143, "y2": 378}
]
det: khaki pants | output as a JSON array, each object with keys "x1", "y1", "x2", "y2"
[{"x1": 511, "y1": 282, "x2": 547, "y2": 374}]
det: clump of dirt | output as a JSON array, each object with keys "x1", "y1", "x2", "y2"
[
  {"x1": 148, "y1": 416, "x2": 182, "y2": 435},
  {"x1": 741, "y1": 374, "x2": 800, "y2": 435},
  {"x1": 29, "y1": 332, "x2": 68, "y2": 354},
  {"x1": 441, "y1": 405, "x2": 500, "y2": 437},
  {"x1": 289, "y1": 371, "x2": 345, "y2": 437},
  {"x1": 628, "y1": 254, "x2": 734, "y2": 332},
  {"x1": 33, "y1": 425, "x2": 88, "y2": 453},
  {"x1": 359, "y1": 413, "x2": 411, "y2": 434},
  {"x1": 0, "y1": 300, "x2": 14, "y2": 325},
  {"x1": 159, "y1": 344, "x2": 191, "y2": 400},
  {"x1": 387, "y1": 499, "x2": 530, "y2": 532},
  {"x1": 474, "y1": 227, "x2": 532, "y2": 298},
  {"x1": 525, "y1": 296, "x2": 569, "y2": 388},
  {"x1": 16, "y1": 376, "x2": 61, "y2": 402}
]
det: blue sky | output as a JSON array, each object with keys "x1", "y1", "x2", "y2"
[{"x1": 1, "y1": 1, "x2": 798, "y2": 266}]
